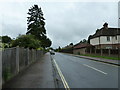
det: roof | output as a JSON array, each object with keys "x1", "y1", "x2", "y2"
[
  {"x1": 63, "y1": 45, "x2": 73, "y2": 49},
  {"x1": 74, "y1": 43, "x2": 92, "y2": 49},
  {"x1": 89, "y1": 28, "x2": 120, "y2": 39}
]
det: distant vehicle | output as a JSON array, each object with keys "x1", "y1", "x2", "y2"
[{"x1": 50, "y1": 50, "x2": 55, "y2": 55}]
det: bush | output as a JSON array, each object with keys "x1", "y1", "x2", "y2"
[{"x1": 11, "y1": 35, "x2": 41, "y2": 49}]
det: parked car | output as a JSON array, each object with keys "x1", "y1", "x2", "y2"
[{"x1": 50, "y1": 50, "x2": 55, "y2": 55}]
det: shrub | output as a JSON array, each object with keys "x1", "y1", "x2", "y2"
[{"x1": 11, "y1": 35, "x2": 41, "y2": 49}]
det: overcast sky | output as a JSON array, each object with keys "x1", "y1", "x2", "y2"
[{"x1": 0, "y1": 1, "x2": 118, "y2": 48}]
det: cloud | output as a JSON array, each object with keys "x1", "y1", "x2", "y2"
[
  {"x1": 45, "y1": 2, "x2": 118, "y2": 48},
  {"x1": 2, "y1": 23, "x2": 26, "y2": 38},
  {"x1": 0, "y1": 2, "x2": 118, "y2": 48}
]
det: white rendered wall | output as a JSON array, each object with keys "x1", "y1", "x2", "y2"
[
  {"x1": 90, "y1": 37, "x2": 99, "y2": 45},
  {"x1": 90, "y1": 35, "x2": 120, "y2": 45}
]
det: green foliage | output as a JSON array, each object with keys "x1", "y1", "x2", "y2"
[
  {"x1": 77, "y1": 52, "x2": 80, "y2": 55},
  {"x1": 0, "y1": 36, "x2": 2, "y2": 41},
  {"x1": 26, "y1": 4, "x2": 52, "y2": 48},
  {"x1": 3, "y1": 67, "x2": 12, "y2": 81},
  {"x1": 11, "y1": 35, "x2": 41, "y2": 49},
  {"x1": 2, "y1": 5, "x2": 52, "y2": 49},
  {"x1": 49, "y1": 47, "x2": 54, "y2": 50},
  {"x1": 4, "y1": 44, "x2": 9, "y2": 48},
  {"x1": 81, "y1": 54, "x2": 120, "y2": 60},
  {"x1": 40, "y1": 36, "x2": 52, "y2": 48},
  {"x1": 2, "y1": 35, "x2": 12, "y2": 43},
  {"x1": 1, "y1": 36, "x2": 12, "y2": 48},
  {"x1": 54, "y1": 46, "x2": 61, "y2": 52},
  {"x1": 54, "y1": 49, "x2": 59, "y2": 52},
  {"x1": 26, "y1": 4, "x2": 46, "y2": 40},
  {"x1": 88, "y1": 35, "x2": 92, "y2": 44},
  {"x1": 80, "y1": 39, "x2": 88, "y2": 44},
  {"x1": 37, "y1": 47, "x2": 44, "y2": 50},
  {"x1": 69, "y1": 43, "x2": 73, "y2": 45},
  {"x1": 58, "y1": 46, "x2": 61, "y2": 50}
]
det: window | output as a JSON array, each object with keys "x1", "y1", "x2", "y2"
[
  {"x1": 107, "y1": 36, "x2": 110, "y2": 41},
  {"x1": 115, "y1": 36, "x2": 117, "y2": 40}
]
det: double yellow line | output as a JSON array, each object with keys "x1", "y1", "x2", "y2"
[{"x1": 53, "y1": 59, "x2": 70, "y2": 90}]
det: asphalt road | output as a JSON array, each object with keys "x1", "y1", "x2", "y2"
[{"x1": 52, "y1": 53, "x2": 118, "y2": 88}]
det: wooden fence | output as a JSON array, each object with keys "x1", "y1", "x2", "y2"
[
  {"x1": 2, "y1": 47, "x2": 45, "y2": 85},
  {"x1": 86, "y1": 47, "x2": 119, "y2": 58}
]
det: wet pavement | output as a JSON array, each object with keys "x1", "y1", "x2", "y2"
[{"x1": 2, "y1": 53, "x2": 55, "y2": 89}]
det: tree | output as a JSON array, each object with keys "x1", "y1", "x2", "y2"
[
  {"x1": 26, "y1": 5, "x2": 46, "y2": 40},
  {"x1": 88, "y1": 35, "x2": 92, "y2": 44},
  {"x1": 79, "y1": 39, "x2": 88, "y2": 44},
  {"x1": 82, "y1": 39, "x2": 87, "y2": 43},
  {"x1": 69, "y1": 43, "x2": 73, "y2": 46},
  {"x1": 58, "y1": 46, "x2": 61, "y2": 52},
  {"x1": 2, "y1": 36, "x2": 12, "y2": 43},
  {"x1": 11, "y1": 35, "x2": 41, "y2": 49},
  {"x1": 26, "y1": 5, "x2": 52, "y2": 48},
  {"x1": 40, "y1": 36, "x2": 52, "y2": 48},
  {"x1": 0, "y1": 36, "x2": 2, "y2": 41},
  {"x1": 80, "y1": 40, "x2": 83, "y2": 43}
]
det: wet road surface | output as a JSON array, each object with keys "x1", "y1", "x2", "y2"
[{"x1": 52, "y1": 53, "x2": 118, "y2": 88}]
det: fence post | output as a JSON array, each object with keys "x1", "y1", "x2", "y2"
[
  {"x1": 101, "y1": 49, "x2": 103, "y2": 56},
  {"x1": 0, "y1": 50, "x2": 2, "y2": 90},
  {"x1": 95, "y1": 49, "x2": 96, "y2": 54},
  {"x1": 27, "y1": 48, "x2": 30, "y2": 65},
  {"x1": 33, "y1": 49, "x2": 35, "y2": 62},
  {"x1": 32, "y1": 49, "x2": 34, "y2": 62},
  {"x1": 35, "y1": 50, "x2": 37, "y2": 61},
  {"x1": 108, "y1": 49, "x2": 111, "y2": 56},
  {"x1": 16, "y1": 47, "x2": 19, "y2": 74},
  {"x1": 90, "y1": 48, "x2": 91, "y2": 54}
]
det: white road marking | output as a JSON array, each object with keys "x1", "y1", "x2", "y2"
[
  {"x1": 63, "y1": 53, "x2": 119, "y2": 67},
  {"x1": 53, "y1": 59, "x2": 70, "y2": 90},
  {"x1": 83, "y1": 64, "x2": 107, "y2": 75}
]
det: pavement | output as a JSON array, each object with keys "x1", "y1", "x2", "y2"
[
  {"x1": 2, "y1": 53, "x2": 56, "y2": 89},
  {"x1": 65, "y1": 53, "x2": 120, "y2": 66},
  {"x1": 2, "y1": 52, "x2": 119, "y2": 89},
  {"x1": 52, "y1": 53, "x2": 118, "y2": 88}
]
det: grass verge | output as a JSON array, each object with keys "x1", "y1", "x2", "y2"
[{"x1": 80, "y1": 54, "x2": 120, "y2": 60}]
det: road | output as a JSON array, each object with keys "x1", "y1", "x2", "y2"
[{"x1": 52, "y1": 53, "x2": 118, "y2": 88}]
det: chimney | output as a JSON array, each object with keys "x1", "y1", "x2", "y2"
[{"x1": 103, "y1": 22, "x2": 108, "y2": 29}]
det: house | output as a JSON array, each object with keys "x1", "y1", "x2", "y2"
[
  {"x1": 60, "y1": 43, "x2": 73, "y2": 54},
  {"x1": 89, "y1": 23, "x2": 120, "y2": 49},
  {"x1": 73, "y1": 43, "x2": 91, "y2": 55}
]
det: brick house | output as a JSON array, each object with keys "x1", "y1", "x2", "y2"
[
  {"x1": 73, "y1": 43, "x2": 91, "y2": 55},
  {"x1": 88, "y1": 23, "x2": 120, "y2": 49},
  {"x1": 60, "y1": 44, "x2": 73, "y2": 54}
]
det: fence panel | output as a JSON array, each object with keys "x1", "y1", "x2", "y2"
[
  {"x1": 110, "y1": 49, "x2": 118, "y2": 54},
  {"x1": 96, "y1": 49, "x2": 101, "y2": 54},
  {"x1": 10, "y1": 48, "x2": 17, "y2": 75},
  {"x1": 86, "y1": 47, "x2": 119, "y2": 58},
  {"x1": 2, "y1": 48, "x2": 17, "y2": 82},
  {"x1": 19, "y1": 48, "x2": 25, "y2": 71},
  {"x1": 2, "y1": 47, "x2": 44, "y2": 84}
]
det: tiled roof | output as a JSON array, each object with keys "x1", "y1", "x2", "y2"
[
  {"x1": 74, "y1": 43, "x2": 92, "y2": 49},
  {"x1": 89, "y1": 28, "x2": 120, "y2": 39}
]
